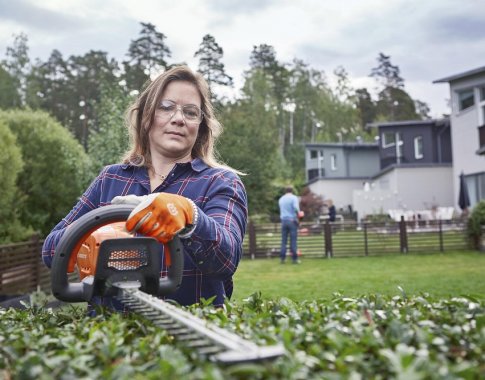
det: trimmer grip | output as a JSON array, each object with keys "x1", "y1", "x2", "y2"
[{"x1": 51, "y1": 204, "x2": 184, "y2": 302}]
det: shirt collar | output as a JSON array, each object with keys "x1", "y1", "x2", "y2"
[{"x1": 120, "y1": 157, "x2": 209, "y2": 173}]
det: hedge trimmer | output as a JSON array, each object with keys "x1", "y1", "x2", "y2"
[{"x1": 50, "y1": 205, "x2": 285, "y2": 364}]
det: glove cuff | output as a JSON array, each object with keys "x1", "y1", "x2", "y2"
[{"x1": 178, "y1": 200, "x2": 199, "y2": 239}]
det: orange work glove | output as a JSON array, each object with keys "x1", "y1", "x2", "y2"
[{"x1": 111, "y1": 193, "x2": 198, "y2": 243}]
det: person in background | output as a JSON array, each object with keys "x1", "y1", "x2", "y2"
[
  {"x1": 278, "y1": 186, "x2": 301, "y2": 264},
  {"x1": 42, "y1": 65, "x2": 248, "y2": 309},
  {"x1": 328, "y1": 199, "x2": 336, "y2": 222}
]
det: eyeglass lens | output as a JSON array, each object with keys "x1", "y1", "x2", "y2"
[{"x1": 159, "y1": 100, "x2": 202, "y2": 122}]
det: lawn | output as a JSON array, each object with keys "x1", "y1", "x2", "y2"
[{"x1": 232, "y1": 250, "x2": 485, "y2": 301}]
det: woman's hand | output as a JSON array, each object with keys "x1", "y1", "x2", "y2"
[{"x1": 111, "y1": 193, "x2": 197, "y2": 242}]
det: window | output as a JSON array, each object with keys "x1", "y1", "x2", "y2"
[
  {"x1": 457, "y1": 89, "x2": 475, "y2": 111},
  {"x1": 310, "y1": 150, "x2": 318, "y2": 159},
  {"x1": 382, "y1": 132, "x2": 396, "y2": 147},
  {"x1": 414, "y1": 136, "x2": 423, "y2": 159},
  {"x1": 330, "y1": 154, "x2": 337, "y2": 170},
  {"x1": 480, "y1": 86, "x2": 485, "y2": 101}
]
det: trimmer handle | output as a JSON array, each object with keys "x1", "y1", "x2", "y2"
[{"x1": 51, "y1": 204, "x2": 184, "y2": 302}]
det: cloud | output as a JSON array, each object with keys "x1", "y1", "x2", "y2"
[{"x1": 0, "y1": 0, "x2": 86, "y2": 32}]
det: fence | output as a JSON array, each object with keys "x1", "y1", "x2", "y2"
[
  {"x1": 0, "y1": 218, "x2": 470, "y2": 297},
  {"x1": 244, "y1": 217, "x2": 469, "y2": 259},
  {"x1": 0, "y1": 236, "x2": 50, "y2": 297}
]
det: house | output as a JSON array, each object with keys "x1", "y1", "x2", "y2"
[
  {"x1": 305, "y1": 141, "x2": 379, "y2": 215},
  {"x1": 354, "y1": 118, "x2": 454, "y2": 221},
  {"x1": 434, "y1": 66, "x2": 485, "y2": 208},
  {"x1": 305, "y1": 118, "x2": 455, "y2": 221}
]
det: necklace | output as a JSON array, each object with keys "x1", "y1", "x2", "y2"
[{"x1": 151, "y1": 168, "x2": 167, "y2": 181}]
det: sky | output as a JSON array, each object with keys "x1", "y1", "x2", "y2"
[{"x1": 0, "y1": 0, "x2": 484, "y2": 118}]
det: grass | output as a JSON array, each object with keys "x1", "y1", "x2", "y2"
[{"x1": 232, "y1": 250, "x2": 485, "y2": 302}]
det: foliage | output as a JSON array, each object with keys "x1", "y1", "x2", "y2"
[
  {"x1": 218, "y1": 92, "x2": 281, "y2": 216},
  {"x1": 0, "y1": 110, "x2": 91, "y2": 236},
  {"x1": 88, "y1": 83, "x2": 132, "y2": 175},
  {"x1": 195, "y1": 34, "x2": 233, "y2": 88},
  {"x1": 123, "y1": 22, "x2": 172, "y2": 91},
  {"x1": 1, "y1": 33, "x2": 30, "y2": 104},
  {"x1": 369, "y1": 52, "x2": 428, "y2": 122},
  {"x1": 26, "y1": 48, "x2": 119, "y2": 148},
  {"x1": 467, "y1": 201, "x2": 485, "y2": 249},
  {"x1": 299, "y1": 186, "x2": 325, "y2": 221},
  {"x1": 0, "y1": 64, "x2": 21, "y2": 109},
  {"x1": 0, "y1": 293, "x2": 483, "y2": 379},
  {"x1": 0, "y1": 121, "x2": 33, "y2": 242},
  {"x1": 370, "y1": 52, "x2": 404, "y2": 89}
]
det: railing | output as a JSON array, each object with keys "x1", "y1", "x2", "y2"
[{"x1": 244, "y1": 217, "x2": 469, "y2": 259}]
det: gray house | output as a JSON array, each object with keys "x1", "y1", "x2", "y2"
[
  {"x1": 434, "y1": 66, "x2": 485, "y2": 208},
  {"x1": 305, "y1": 142, "x2": 379, "y2": 214},
  {"x1": 305, "y1": 118, "x2": 455, "y2": 221}
]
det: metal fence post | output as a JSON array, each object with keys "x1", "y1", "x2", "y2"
[
  {"x1": 399, "y1": 215, "x2": 408, "y2": 253},
  {"x1": 248, "y1": 221, "x2": 256, "y2": 260},
  {"x1": 324, "y1": 221, "x2": 333, "y2": 258},
  {"x1": 31, "y1": 234, "x2": 41, "y2": 289},
  {"x1": 439, "y1": 219, "x2": 444, "y2": 252}
]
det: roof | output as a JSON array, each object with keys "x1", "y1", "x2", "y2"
[
  {"x1": 366, "y1": 118, "x2": 450, "y2": 129},
  {"x1": 433, "y1": 65, "x2": 485, "y2": 83},
  {"x1": 305, "y1": 142, "x2": 378, "y2": 149}
]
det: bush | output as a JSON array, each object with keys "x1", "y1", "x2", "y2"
[
  {"x1": 0, "y1": 109, "x2": 92, "y2": 236},
  {"x1": 467, "y1": 201, "x2": 485, "y2": 249},
  {"x1": 0, "y1": 121, "x2": 33, "y2": 242}
]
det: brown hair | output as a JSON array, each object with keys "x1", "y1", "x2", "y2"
[{"x1": 122, "y1": 65, "x2": 242, "y2": 174}]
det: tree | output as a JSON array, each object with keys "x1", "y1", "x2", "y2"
[
  {"x1": 370, "y1": 53, "x2": 423, "y2": 121},
  {"x1": 88, "y1": 83, "x2": 132, "y2": 174},
  {"x1": 219, "y1": 70, "x2": 282, "y2": 216},
  {"x1": 194, "y1": 34, "x2": 233, "y2": 88},
  {"x1": 123, "y1": 22, "x2": 171, "y2": 91},
  {"x1": 2, "y1": 33, "x2": 30, "y2": 104},
  {"x1": 66, "y1": 50, "x2": 119, "y2": 148},
  {"x1": 0, "y1": 64, "x2": 21, "y2": 108},
  {"x1": 0, "y1": 110, "x2": 92, "y2": 235},
  {"x1": 26, "y1": 49, "x2": 119, "y2": 148},
  {"x1": 355, "y1": 88, "x2": 377, "y2": 129},
  {"x1": 376, "y1": 87, "x2": 419, "y2": 121},
  {"x1": 249, "y1": 44, "x2": 278, "y2": 71},
  {"x1": 415, "y1": 99, "x2": 431, "y2": 119},
  {"x1": 333, "y1": 66, "x2": 354, "y2": 103},
  {"x1": 299, "y1": 187, "x2": 325, "y2": 221},
  {"x1": 370, "y1": 52, "x2": 404, "y2": 90},
  {"x1": 0, "y1": 121, "x2": 32, "y2": 242}
]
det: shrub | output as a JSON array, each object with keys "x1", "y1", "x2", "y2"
[
  {"x1": 467, "y1": 201, "x2": 485, "y2": 249},
  {"x1": 0, "y1": 109, "x2": 92, "y2": 236},
  {"x1": 0, "y1": 121, "x2": 33, "y2": 242}
]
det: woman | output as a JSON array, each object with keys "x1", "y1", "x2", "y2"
[{"x1": 42, "y1": 65, "x2": 248, "y2": 307}]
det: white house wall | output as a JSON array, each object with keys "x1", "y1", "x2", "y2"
[
  {"x1": 450, "y1": 78, "x2": 485, "y2": 209},
  {"x1": 308, "y1": 178, "x2": 364, "y2": 211},
  {"x1": 352, "y1": 166, "x2": 454, "y2": 220}
]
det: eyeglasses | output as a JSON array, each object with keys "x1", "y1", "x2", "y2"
[{"x1": 157, "y1": 100, "x2": 204, "y2": 123}]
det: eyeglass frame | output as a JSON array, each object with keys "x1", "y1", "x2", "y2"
[{"x1": 157, "y1": 99, "x2": 204, "y2": 124}]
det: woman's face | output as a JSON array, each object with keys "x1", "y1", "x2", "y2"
[{"x1": 149, "y1": 80, "x2": 202, "y2": 161}]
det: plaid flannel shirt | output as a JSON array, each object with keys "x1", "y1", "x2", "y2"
[{"x1": 42, "y1": 158, "x2": 248, "y2": 307}]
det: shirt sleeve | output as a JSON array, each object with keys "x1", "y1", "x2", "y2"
[
  {"x1": 181, "y1": 171, "x2": 248, "y2": 278},
  {"x1": 41, "y1": 167, "x2": 106, "y2": 268}
]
